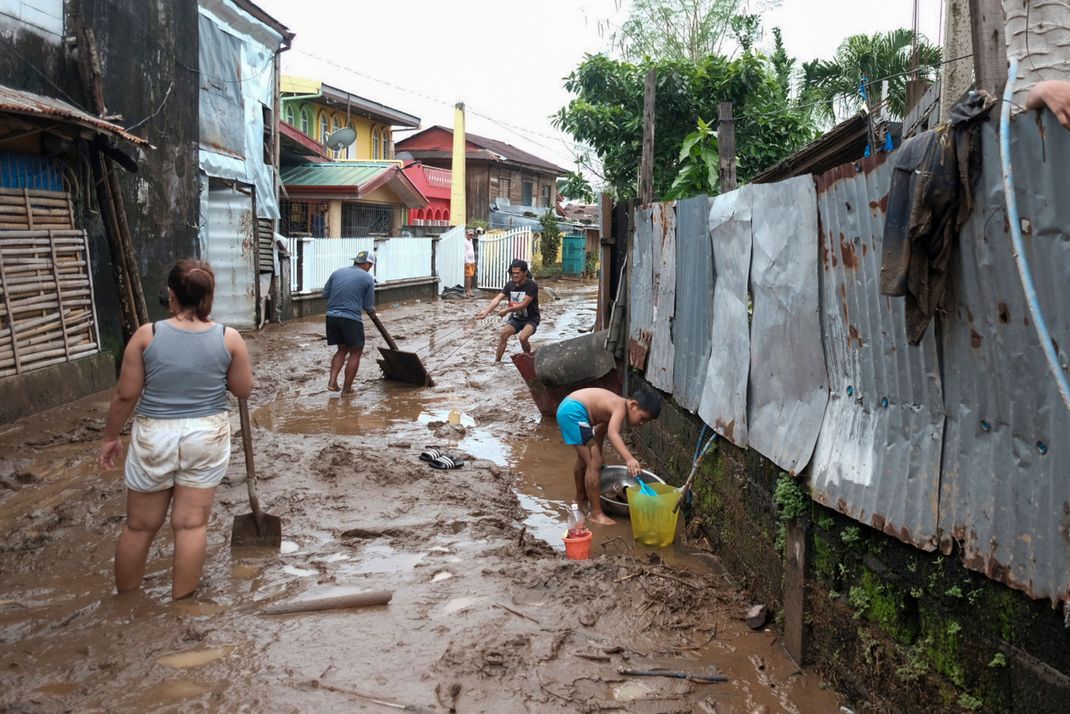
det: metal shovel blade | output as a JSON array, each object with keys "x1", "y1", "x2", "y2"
[
  {"x1": 376, "y1": 347, "x2": 435, "y2": 386},
  {"x1": 231, "y1": 511, "x2": 283, "y2": 549}
]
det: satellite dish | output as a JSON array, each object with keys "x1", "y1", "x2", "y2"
[{"x1": 325, "y1": 127, "x2": 356, "y2": 151}]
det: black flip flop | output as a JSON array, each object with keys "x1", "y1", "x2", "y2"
[
  {"x1": 428, "y1": 455, "x2": 465, "y2": 470},
  {"x1": 419, "y1": 449, "x2": 443, "y2": 463}
]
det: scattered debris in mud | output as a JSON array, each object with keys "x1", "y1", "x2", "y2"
[{"x1": 0, "y1": 281, "x2": 843, "y2": 712}]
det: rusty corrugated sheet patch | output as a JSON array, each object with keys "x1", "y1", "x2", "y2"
[
  {"x1": 809, "y1": 154, "x2": 944, "y2": 550},
  {"x1": 672, "y1": 195, "x2": 714, "y2": 412},
  {"x1": 629, "y1": 206, "x2": 655, "y2": 370},
  {"x1": 939, "y1": 115, "x2": 1070, "y2": 604},
  {"x1": 0, "y1": 82, "x2": 148, "y2": 145},
  {"x1": 646, "y1": 202, "x2": 676, "y2": 392},
  {"x1": 747, "y1": 177, "x2": 829, "y2": 475},
  {"x1": 698, "y1": 188, "x2": 752, "y2": 447}
]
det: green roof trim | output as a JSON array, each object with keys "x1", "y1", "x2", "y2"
[{"x1": 280, "y1": 162, "x2": 395, "y2": 188}]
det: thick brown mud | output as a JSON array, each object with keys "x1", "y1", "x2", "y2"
[{"x1": 0, "y1": 280, "x2": 845, "y2": 712}]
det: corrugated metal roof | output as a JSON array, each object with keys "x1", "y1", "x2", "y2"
[
  {"x1": 697, "y1": 187, "x2": 752, "y2": 447},
  {"x1": 672, "y1": 195, "x2": 714, "y2": 412},
  {"x1": 281, "y1": 162, "x2": 394, "y2": 188},
  {"x1": 752, "y1": 113, "x2": 878, "y2": 185},
  {"x1": 646, "y1": 202, "x2": 676, "y2": 393},
  {"x1": 938, "y1": 114, "x2": 1070, "y2": 604},
  {"x1": 0, "y1": 83, "x2": 148, "y2": 146},
  {"x1": 746, "y1": 177, "x2": 829, "y2": 475},
  {"x1": 809, "y1": 154, "x2": 944, "y2": 550}
]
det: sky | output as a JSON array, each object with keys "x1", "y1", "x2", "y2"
[{"x1": 255, "y1": 0, "x2": 945, "y2": 182}]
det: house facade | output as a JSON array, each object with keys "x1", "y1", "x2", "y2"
[
  {"x1": 395, "y1": 127, "x2": 566, "y2": 226},
  {"x1": 278, "y1": 77, "x2": 425, "y2": 238}
]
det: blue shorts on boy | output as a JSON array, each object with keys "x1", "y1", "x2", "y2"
[{"x1": 556, "y1": 397, "x2": 595, "y2": 445}]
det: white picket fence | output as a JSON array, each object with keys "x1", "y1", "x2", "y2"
[
  {"x1": 478, "y1": 227, "x2": 535, "y2": 290},
  {"x1": 286, "y1": 227, "x2": 531, "y2": 296},
  {"x1": 437, "y1": 225, "x2": 467, "y2": 291},
  {"x1": 288, "y1": 236, "x2": 435, "y2": 293}
]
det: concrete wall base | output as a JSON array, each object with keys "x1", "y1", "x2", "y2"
[
  {"x1": 629, "y1": 372, "x2": 1070, "y2": 713},
  {"x1": 0, "y1": 352, "x2": 115, "y2": 424}
]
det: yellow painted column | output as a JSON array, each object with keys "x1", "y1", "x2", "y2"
[
  {"x1": 450, "y1": 102, "x2": 466, "y2": 226},
  {"x1": 327, "y1": 200, "x2": 342, "y2": 237}
]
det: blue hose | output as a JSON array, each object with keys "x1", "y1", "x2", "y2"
[{"x1": 999, "y1": 58, "x2": 1070, "y2": 412}]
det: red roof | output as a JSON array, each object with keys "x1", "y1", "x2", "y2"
[{"x1": 396, "y1": 126, "x2": 566, "y2": 175}]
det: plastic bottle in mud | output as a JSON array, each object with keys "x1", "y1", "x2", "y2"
[{"x1": 567, "y1": 503, "x2": 586, "y2": 537}]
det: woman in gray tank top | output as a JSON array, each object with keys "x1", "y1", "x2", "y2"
[{"x1": 98, "y1": 260, "x2": 254, "y2": 600}]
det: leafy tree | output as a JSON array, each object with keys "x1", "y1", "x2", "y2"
[
  {"x1": 538, "y1": 210, "x2": 562, "y2": 265},
  {"x1": 558, "y1": 170, "x2": 595, "y2": 203},
  {"x1": 555, "y1": 50, "x2": 817, "y2": 200},
  {"x1": 801, "y1": 29, "x2": 942, "y2": 123},
  {"x1": 610, "y1": 0, "x2": 781, "y2": 62},
  {"x1": 667, "y1": 118, "x2": 719, "y2": 199}
]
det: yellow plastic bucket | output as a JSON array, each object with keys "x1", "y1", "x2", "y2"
[{"x1": 626, "y1": 482, "x2": 681, "y2": 547}]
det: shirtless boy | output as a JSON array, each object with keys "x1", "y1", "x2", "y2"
[{"x1": 556, "y1": 386, "x2": 661, "y2": 525}]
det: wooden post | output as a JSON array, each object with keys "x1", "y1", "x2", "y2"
[
  {"x1": 717, "y1": 102, "x2": 737, "y2": 193},
  {"x1": 968, "y1": 0, "x2": 1007, "y2": 99},
  {"x1": 596, "y1": 192, "x2": 613, "y2": 331},
  {"x1": 783, "y1": 520, "x2": 808, "y2": 665},
  {"x1": 639, "y1": 69, "x2": 656, "y2": 205}
]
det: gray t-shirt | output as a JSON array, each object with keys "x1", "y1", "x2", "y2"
[
  {"x1": 136, "y1": 322, "x2": 231, "y2": 418},
  {"x1": 323, "y1": 265, "x2": 375, "y2": 321}
]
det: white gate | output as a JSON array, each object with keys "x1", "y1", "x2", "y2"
[
  {"x1": 436, "y1": 225, "x2": 466, "y2": 293},
  {"x1": 477, "y1": 227, "x2": 534, "y2": 290},
  {"x1": 202, "y1": 184, "x2": 257, "y2": 329}
]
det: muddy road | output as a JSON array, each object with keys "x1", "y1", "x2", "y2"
[{"x1": 0, "y1": 280, "x2": 845, "y2": 712}]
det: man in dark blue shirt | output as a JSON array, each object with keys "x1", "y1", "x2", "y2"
[
  {"x1": 477, "y1": 259, "x2": 540, "y2": 361},
  {"x1": 322, "y1": 250, "x2": 376, "y2": 394}
]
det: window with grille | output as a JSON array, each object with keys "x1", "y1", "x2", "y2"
[
  {"x1": 522, "y1": 180, "x2": 533, "y2": 206},
  {"x1": 280, "y1": 200, "x2": 327, "y2": 236},
  {"x1": 343, "y1": 204, "x2": 392, "y2": 235},
  {"x1": 372, "y1": 128, "x2": 380, "y2": 160},
  {"x1": 542, "y1": 185, "x2": 551, "y2": 207},
  {"x1": 499, "y1": 178, "x2": 510, "y2": 199},
  {"x1": 300, "y1": 108, "x2": 310, "y2": 134}
]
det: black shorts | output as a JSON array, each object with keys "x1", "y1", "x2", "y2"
[
  {"x1": 325, "y1": 316, "x2": 365, "y2": 348},
  {"x1": 506, "y1": 317, "x2": 538, "y2": 335}
]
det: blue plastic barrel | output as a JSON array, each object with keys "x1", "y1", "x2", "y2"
[{"x1": 562, "y1": 234, "x2": 586, "y2": 275}]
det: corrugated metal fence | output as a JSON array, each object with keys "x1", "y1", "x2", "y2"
[{"x1": 630, "y1": 111, "x2": 1070, "y2": 604}]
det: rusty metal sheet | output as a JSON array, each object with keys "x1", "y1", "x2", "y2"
[
  {"x1": 809, "y1": 154, "x2": 944, "y2": 550},
  {"x1": 0, "y1": 82, "x2": 147, "y2": 145},
  {"x1": 646, "y1": 202, "x2": 676, "y2": 392},
  {"x1": 939, "y1": 115, "x2": 1070, "y2": 604},
  {"x1": 746, "y1": 177, "x2": 829, "y2": 474},
  {"x1": 672, "y1": 195, "x2": 714, "y2": 412},
  {"x1": 203, "y1": 183, "x2": 258, "y2": 329},
  {"x1": 698, "y1": 188, "x2": 752, "y2": 447},
  {"x1": 629, "y1": 206, "x2": 655, "y2": 370}
]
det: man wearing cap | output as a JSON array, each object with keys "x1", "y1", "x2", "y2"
[
  {"x1": 464, "y1": 229, "x2": 477, "y2": 297},
  {"x1": 322, "y1": 250, "x2": 377, "y2": 394},
  {"x1": 477, "y1": 258, "x2": 540, "y2": 361}
]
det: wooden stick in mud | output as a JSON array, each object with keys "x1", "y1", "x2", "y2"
[
  {"x1": 262, "y1": 590, "x2": 393, "y2": 615},
  {"x1": 618, "y1": 666, "x2": 728, "y2": 683}
]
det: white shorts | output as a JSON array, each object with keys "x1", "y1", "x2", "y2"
[{"x1": 125, "y1": 413, "x2": 232, "y2": 493}]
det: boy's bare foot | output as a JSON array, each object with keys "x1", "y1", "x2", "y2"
[
  {"x1": 589, "y1": 513, "x2": 616, "y2": 526},
  {"x1": 327, "y1": 383, "x2": 341, "y2": 392},
  {"x1": 341, "y1": 386, "x2": 354, "y2": 396}
]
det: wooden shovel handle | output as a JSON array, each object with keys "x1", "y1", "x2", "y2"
[
  {"x1": 238, "y1": 398, "x2": 263, "y2": 523},
  {"x1": 368, "y1": 311, "x2": 399, "y2": 351}
]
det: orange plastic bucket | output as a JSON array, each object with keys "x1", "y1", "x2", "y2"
[{"x1": 563, "y1": 530, "x2": 593, "y2": 560}]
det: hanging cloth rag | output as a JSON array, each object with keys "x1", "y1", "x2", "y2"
[{"x1": 879, "y1": 91, "x2": 998, "y2": 344}]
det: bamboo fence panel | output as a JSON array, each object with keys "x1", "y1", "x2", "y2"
[{"x1": 0, "y1": 222, "x2": 100, "y2": 378}]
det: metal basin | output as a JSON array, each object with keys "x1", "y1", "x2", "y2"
[{"x1": 599, "y1": 465, "x2": 666, "y2": 517}]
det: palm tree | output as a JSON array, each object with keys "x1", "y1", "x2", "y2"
[{"x1": 801, "y1": 29, "x2": 941, "y2": 124}]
